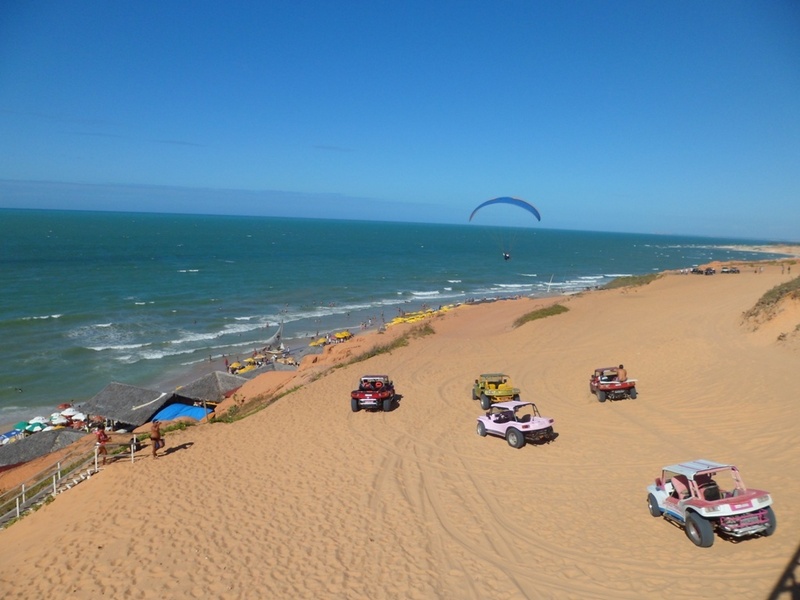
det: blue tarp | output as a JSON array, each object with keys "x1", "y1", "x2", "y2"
[
  {"x1": 152, "y1": 404, "x2": 212, "y2": 422},
  {"x1": 0, "y1": 429, "x2": 24, "y2": 444}
]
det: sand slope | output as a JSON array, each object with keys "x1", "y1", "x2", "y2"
[{"x1": 1, "y1": 265, "x2": 798, "y2": 599}]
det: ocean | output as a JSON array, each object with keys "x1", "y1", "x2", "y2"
[{"x1": 0, "y1": 208, "x2": 788, "y2": 424}]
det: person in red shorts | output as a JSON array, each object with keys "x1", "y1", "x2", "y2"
[{"x1": 94, "y1": 425, "x2": 110, "y2": 465}]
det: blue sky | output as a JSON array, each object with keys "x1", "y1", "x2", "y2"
[{"x1": 1, "y1": 1, "x2": 798, "y2": 240}]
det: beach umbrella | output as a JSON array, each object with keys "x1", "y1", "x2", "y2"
[
  {"x1": 25, "y1": 422, "x2": 46, "y2": 432},
  {"x1": 29, "y1": 415, "x2": 48, "y2": 424},
  {"x1": 245, "y1": 357, "x2": 256, "y2": 365},
  {"x1": 229, "y1": 361, "x2": 242, "y2": 369},
  {"x1": 70, "y1": 412, "x2": 87, "y2": 422},
  {"x1": 60, "y1": 407, "x2": 79, "y2": 417},
  {"x1": 13, "y1": 421, "x2": 29, "y2": 430},
  {"x1": 50, "y1": 414, "x2": 69, "y2": 426}
]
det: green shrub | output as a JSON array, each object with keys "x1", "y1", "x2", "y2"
[
  {"x1": 744, "y1": 276, "x2": 800, "y2": 320},
  {"x1": 601, "y1": 273, "x2": 659, "y2": 290},
  {"x1": 513, "y1": 304, "x2": 569, "y2": 328}
]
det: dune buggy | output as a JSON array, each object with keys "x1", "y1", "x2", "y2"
[
  {"x1": 475, "y1": 401, "x2": 557, "y2": 449},
  {"x1": 351, "y1": 375, "x2": 396, "y2": 412},
  {"x1": 589, "y1": 366, "x2": 637, "y2": 402},
  {"x1": 646, "y1": 459, "x2": 776, "y2": 547},
  {"x1": 472, "y1": 373, "x2": 521, "y2": 410}
]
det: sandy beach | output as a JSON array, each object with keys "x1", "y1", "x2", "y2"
[{"x1": 1, "y1": 259, "x2": 799, "y2": 599}]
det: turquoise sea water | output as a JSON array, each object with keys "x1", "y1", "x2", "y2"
[{"x1": 0, "y1": 208, "x2": 788, "y2": 423}]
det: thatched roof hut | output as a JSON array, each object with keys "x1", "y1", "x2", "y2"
[
  {"x1": 171, "y1": 371, "x2": 247, "y2": 404},
  {"x1": 78, "y1": 382, "x2": 169, "y2": 429},
  {"x1": 0, "y1": 429, "x2": 88, "y2": 470}
]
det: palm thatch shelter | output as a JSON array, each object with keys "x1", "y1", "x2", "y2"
[
  {"x1": 78, "y1": 382, "x2": 170, "y2": 430},
  {"x1": 170, "y1": 371, "x2": 247, "y2": 405},
  {"x1": 0, "y1": 429, "x2": 88, "y2": 470}
]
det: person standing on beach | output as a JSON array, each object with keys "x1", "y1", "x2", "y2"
[
  {"x1": 150, "y1": 420, "x2": 164, "y2": 458},
  {"x1": 94, "y1": 425, "x2": 109, "y2": 465}
]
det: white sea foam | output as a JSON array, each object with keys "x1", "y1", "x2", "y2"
[
  {"x1": 493, "y1": 283, "x2": 533, "y2": 289},
  {"x1": 410, "y1": 290, "x2": 441, "y2": 297},
  {"x1": 87, "y1": 343, "x2": 149, "y2": 352},
  {"x1": 169, "y1": 331, "x2": 221, "y2": 344}
]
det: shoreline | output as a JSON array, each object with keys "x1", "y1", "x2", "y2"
[
  {"x1": 4, "y1": 244, "x2": 799, "y2": 433},
  {"x1": 716, "y1": 243, "x2": 800, "y2": 257},
  {"x1": 2, "y1": 240, "x2": 798, "y2": 428}
]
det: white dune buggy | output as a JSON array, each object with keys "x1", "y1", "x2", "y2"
[{"x1": 646, "y1": 459, "x2": 776, "y2": 547}]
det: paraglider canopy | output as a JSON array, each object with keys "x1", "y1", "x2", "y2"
[
  {"x1": 468, "y1": 197, "x2": 541, "y2": 223},
  {"x1": 469, "y1": 197, "x2": 541, "y2": 261}
]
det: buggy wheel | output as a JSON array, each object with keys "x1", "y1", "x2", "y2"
[
  {"x1": 383, "y1": 397, "x2": 393, "y2": 412},
  {"x1": 506, "y1": 428, "x2": 526, "y2": 449},
  {"x1": 764, "y1": 506, "x2": 777, "y2": 536},
  {"x1": 476, "y1": 421, "x2": 487, "y2": 437},
  {"x1": 647, "y1": 493, "x2": 661, "y2": 518},
  {"x1": 597, "y1": 390, "x2": 606, "y2": 403},
  {"x1": 480, "y1": 394, "x2": 491, "y2": 410},
  {"x1": 629, "y1": 387, "x2": 637, "y2": 399},
  {"x1": 351, "y1": 398, "x2": 360, "y2": 413},
  {"x1": 685, "y1": 512, "x2": 714, "y2": 547}
]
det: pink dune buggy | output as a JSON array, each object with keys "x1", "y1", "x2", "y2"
[{"x1": 475, "y1": 400, "x2": 557, "y2": 449}]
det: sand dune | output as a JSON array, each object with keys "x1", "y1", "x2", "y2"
[{"x1": 1, "y1": 263, "x2": 798, "y2": 599}]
